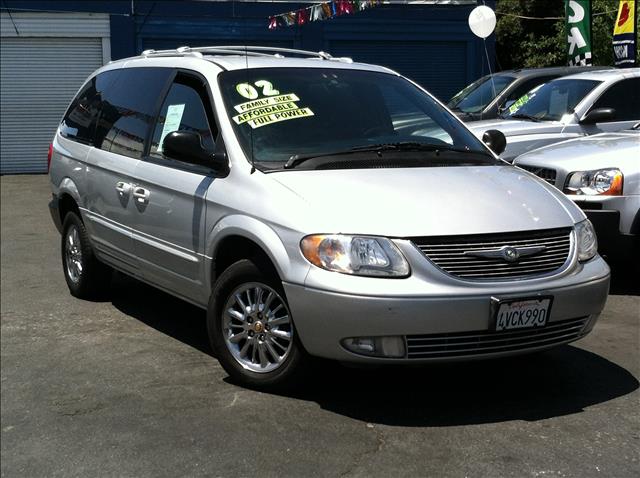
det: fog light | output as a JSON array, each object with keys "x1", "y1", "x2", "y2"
[
  {"x1": 581, "y1": 314, "x2": 600, "y2": 335},
  {"x1": 342, "y1": 336, "x2": 406, "y2": 358}
]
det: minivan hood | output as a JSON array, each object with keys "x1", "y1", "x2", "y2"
[{"x1": 269, "y1": 166, "x2": 581, "y2": 237}]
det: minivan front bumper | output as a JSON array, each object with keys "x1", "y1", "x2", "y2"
[{"x1": 284, "y1": 257, "x2": 610, "y2": 363}]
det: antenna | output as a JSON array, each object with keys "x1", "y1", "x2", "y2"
[{"x1": 244, "y1": 43, "x2": 256, "y2": 174}]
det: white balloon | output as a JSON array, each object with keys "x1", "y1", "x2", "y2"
[{"x1": 468, "y1": 5, "x2": 496, "y2": 39}]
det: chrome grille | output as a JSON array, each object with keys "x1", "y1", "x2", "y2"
[
  {"x1": 406, "y1": 317, "x2": 588, "y2": 359},
  {"x1": 412, "y1": 228, "x2": 572, "y2": 280},
  {"x1": 519, "y1": 165, "x2": 557, "y2": 185}
]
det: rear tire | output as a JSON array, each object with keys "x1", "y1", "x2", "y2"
[
  {"x1": 207, "y1": 259, "x2": 308, "y2": 390},
  {"x1": 61, "y1": 212, "x2": 111, "y2": 299}
]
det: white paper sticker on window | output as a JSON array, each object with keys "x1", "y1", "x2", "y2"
[{"x1": 158, "y1": 104, "x2": 185, "y2": 152}]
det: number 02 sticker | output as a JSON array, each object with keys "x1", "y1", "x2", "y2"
[{"x1": 236, "y1": 80, "x2": 280, "y2": 99}]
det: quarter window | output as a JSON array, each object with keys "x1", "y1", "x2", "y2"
[
  {"x1": 590, "y1": 78, "x2": 640, "y2": 122},
  {"x1": 150, "y1": 75, "x2": 217, "y2": 160},
  {"x1": 59, "y1": 70, "x2": 119, "y2": 145}
]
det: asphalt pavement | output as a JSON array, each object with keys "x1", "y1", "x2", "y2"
[{"x1": 1, "y1": 175, "x2": 639, "y2": 477}]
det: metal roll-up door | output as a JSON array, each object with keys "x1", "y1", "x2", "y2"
[
  {"x1": 0, "y1": 37, "x2": 104, "y2": 174},
  {"x1": 328, "y1": 41, "x2": 467, "y2": 101}
]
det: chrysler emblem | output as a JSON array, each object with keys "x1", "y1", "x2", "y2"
[
  {"x1": 464, "y1": 245, "x2": 546, "y2": 263},
  {"x1": 502, "y1": 247, "x2": 520, "y2": 263}
]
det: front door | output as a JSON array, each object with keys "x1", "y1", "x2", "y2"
[
  {"x1": 580, "y1": 77, "x2": 640, "y2": 135},
  {"x1": 131, "y1": 72, "x2": 219, "y2": 304}
]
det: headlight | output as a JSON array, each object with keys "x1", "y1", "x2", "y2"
[
  {"x1": 300, "y1": 234, "x2": 410, "y2": 277},
  {"x1": 575, "y1": 220, "x2": 598, "y2": 262},
  {"x1": 564, "y1": 168, "x2": 623, "y2": 196}
]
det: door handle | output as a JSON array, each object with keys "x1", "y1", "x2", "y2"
[
  {"x1": 115, "y1": 181, "x2": 131, "y2": 195},
  {"x1": 132, "y1": 186, "x2": 150, "y2": 204}
]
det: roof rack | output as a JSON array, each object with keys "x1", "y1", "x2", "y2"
[{"x1": 139, "y1": 45, "x2": 350, "y2": 62}]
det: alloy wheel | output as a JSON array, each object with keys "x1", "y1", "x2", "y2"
[
  {"x1": 222, "y1": 282, "x2": 293, "y2": 373},
  {"x1": 65, "y1": 225, "x2": 83, "y2": 283}
]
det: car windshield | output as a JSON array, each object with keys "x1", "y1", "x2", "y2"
[
  {"x1": 447, "y1": 74, "x2": 515, "y2": 113},
  {"x1": 504, "y1": 78, "x2": 602, "y2": 122},
  {"x1": 218, "y1": 68, "x2": 493, "y2": 168}
]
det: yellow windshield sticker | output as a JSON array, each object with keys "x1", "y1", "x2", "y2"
[
  {"x1": 245, "y1": 108, "x2": 315, "y2": 129},
  {"x1": 232, "y1": 82, "x2": 313, "y2": 129},
  {"x1": 233, "y1": 102, "x2": 301, "y2": 124},
  {"x1": 234, "y1": 93, "x2": 300, "y2": 113},
  {"x1": 236, "y1": 80, "x2": 280, "y2": 99},
  {"x1": 254, "y1": 80, "x2": 280, "y2": 97},
  {"x1": 508, "y1": 94, "x2": 530, "y2": 114}
]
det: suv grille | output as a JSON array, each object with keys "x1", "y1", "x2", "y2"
[
  {"x1": 412, "y1": 228, "x2": 572, "y2": 280},
  {"x1": 519, "y1": 165, "x2": 557, "y2": 185},
  {"x1": 406, "y1": 317, "x2": 588, "y2": 359}
]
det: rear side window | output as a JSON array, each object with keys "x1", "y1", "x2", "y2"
[
  {"x1": 590, "y1": 78, "x2": 640, "y2": 122},
  {"x1": 93, "y1": 68, "x2": 173, "y2": 159}
]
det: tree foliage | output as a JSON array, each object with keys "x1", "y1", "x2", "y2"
[{"x1": 495, "y1": 0, "x2": 638, "y2": 70}]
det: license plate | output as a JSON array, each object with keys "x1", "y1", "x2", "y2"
[{"x1": 493, "y1": 296, "x2": 552, "y2": 332}]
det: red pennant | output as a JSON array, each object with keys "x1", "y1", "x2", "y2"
[
  {"x1": 297, "y1": 8, "x2": 309, "y2": 25},
  {"x1": 337, "y1": 1, "x2": 354, "y2": 15}
]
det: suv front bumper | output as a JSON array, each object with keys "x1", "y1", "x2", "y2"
[{"x1": 571, "y1": 196, "x2": 640, "y2": 261}]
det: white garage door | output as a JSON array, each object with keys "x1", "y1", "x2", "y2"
[{"x1": 0, "y1": 13, "x2": 109, "y2": 174}]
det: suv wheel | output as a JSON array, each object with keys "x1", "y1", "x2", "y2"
[
  {"x1": 61, "y1": 212, "x2": 111, "y2": 299},
  {"x1": 208, "y1": 259, "x2": 308, "y2": 389}
]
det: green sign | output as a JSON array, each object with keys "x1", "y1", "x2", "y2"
[{"x1": 565, "y1": 0, "x2": 592, "y2": 66}]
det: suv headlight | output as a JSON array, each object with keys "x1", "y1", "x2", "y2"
[
  {"x1": 575, "y1": 220, "x2": 598, "y2": 262},
  {"x1": 564, "y1": 168, "x2": 623, "y2": 196},
  {"x1": 301, "y1": 234, "x2": 410, "y2": 277}
]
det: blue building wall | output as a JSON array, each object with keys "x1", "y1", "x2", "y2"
[{"x1": 2, "y1": 1, "x2": 496, "y2": 101}]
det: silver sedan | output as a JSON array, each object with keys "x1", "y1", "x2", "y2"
[{"x1": 468, "y1": 69, "x2": 640, "y2": 161}]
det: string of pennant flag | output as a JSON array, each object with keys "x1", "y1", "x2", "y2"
[{"x1": 268, "y1": 1, "x2": 382, "y2": 30}]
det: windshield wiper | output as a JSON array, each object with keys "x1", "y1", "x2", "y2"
[
  {"x1": 509, "y1": 113, "x2": 542, "y2": 122},
  {"x1": 284, "y1": 149, "x2": 363, "y2": 169},
  {"x1": 284, "y1": 142, "x2": 490, "y2": 169},
  {"x1": 351, "y1": 142, "x2": 480, "y2": 154}
]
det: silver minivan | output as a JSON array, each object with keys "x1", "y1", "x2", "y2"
[{"x1": 48, "y1": 47, "x2": 610, "y2": 389}]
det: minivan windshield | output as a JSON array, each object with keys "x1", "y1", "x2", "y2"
[
  {"x1": 447, "y1": 74, "x2": 515, "y2": 113},
  {"x1": 504, "y1": 78, "x2": 602, "y2": 122},
  {"x1": 218, "y1": 68, "x2": 493, "y2": 169}
]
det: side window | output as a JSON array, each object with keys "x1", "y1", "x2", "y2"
[
  {"x1": 591, "y1": 78, "x2": 640, "y2": 122},
  {"x1": 59, "y1": 70, "x2": 118, "y2": 145},
  {"x1": 150, "y1": 74, "x2": 217, "y2": 161},
  {"x1": 504, "y1": 76, "x2": 557, "y2": 104},
  {"x1": 93, "y1": 68, "x2": 173, "y2": 159}
]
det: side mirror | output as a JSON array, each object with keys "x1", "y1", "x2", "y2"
[
  {"x1": 163, "y1": 130, "x2": 227, "y2": 172},
  {"x1": 482, "y1": 129, "x2": 507, "y2": 156},
  {"x1": 580, "y1": 107, "x2": 615, "y2": 125}
]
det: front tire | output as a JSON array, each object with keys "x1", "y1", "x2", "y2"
[
  {"x1": 61, "y1": 212, "x2": 111, "y2": 299},
  {"x1": 207, "y1": 259, "x2": 308, "y2": 390}
]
